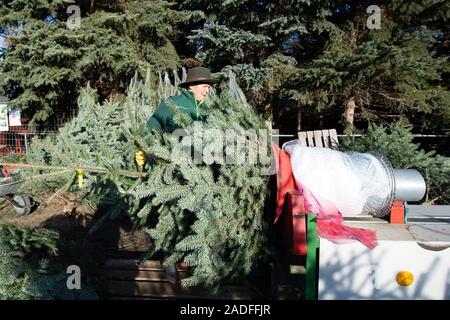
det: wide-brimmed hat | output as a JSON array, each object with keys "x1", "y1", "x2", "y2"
[{"x1": 179, "y1": 67, "x2": 215, "y2": 87}]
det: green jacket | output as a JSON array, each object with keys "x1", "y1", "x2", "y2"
[{"x1": 147, "y1": 89, "x2": 206, "y2": 131}]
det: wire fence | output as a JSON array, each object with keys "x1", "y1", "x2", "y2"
[
  {"x1": 0, "y1": 125, "x2": 60, "y2": 157},
  {"x1": 0, "y1": 123, "x2": 448, "y2": 158}
]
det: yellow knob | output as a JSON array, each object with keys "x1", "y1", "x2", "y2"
[
  {"x1": 396, "y1": 271, "x2": 414, "y2": 286},
  {"x1": 135, "y1": 150, "x2": 146, "y2": 166}
]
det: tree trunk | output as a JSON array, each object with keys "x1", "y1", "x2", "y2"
[
  {"x1": 344, "y1": 97, "x2": 357, "y2": 134},
  {"x1": 297, "y1": 106, "x2": 302, "y2": 132}
]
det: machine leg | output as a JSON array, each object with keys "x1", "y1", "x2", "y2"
[{"x1": 305, "y1": 214, "x2": 319, "y2": 300}]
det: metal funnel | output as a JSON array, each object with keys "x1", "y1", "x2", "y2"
[{"x1": 393, "y1": 169, "x2": 426, "y2": 202}]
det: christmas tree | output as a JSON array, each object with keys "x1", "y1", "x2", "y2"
[{"x1": 13, "y1": 70, "x2": 271, "y2": 289}]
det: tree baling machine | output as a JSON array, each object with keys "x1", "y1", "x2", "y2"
[{"x1": 271, "y1": 139, "x2": 450, "y2": 300}]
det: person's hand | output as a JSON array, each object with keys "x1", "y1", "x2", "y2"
[{"x1": 135, "y1": 150, "x2": 146, "y2": 166}]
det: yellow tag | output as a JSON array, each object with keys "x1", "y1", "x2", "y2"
[
  {"x1": 77, "y1": 169, "x2": 84, "y2": 188},
  {"x1": 135, "y1": 150, "x2": 146, "y2": 166}
]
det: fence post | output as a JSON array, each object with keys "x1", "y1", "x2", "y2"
[{"x1": 23, "y1": 133, "x2": 28, "y2": 153}]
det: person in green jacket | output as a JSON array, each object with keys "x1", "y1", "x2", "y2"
[
  {"x1": 137, "y1": 67, "x2": 214, "y2": 167},
  {"x1": 147, "y1": 66, "x2": 215, "y2": 131}
]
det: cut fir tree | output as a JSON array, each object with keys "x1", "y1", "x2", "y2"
[{"x1": 13, "y1": 70, "x2": 272, "y2": 290}]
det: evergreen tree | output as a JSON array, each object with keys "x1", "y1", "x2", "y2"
[
  {"x1": 0, "y1": 223, "x2": 97, "y2": 299},
  {"x1": 290, "y1": 0, "x2": 450, "y2": 134},
  {"x1": 0, "y1": 0, "x2": 180, "y2": 123},
  {"x1": 15, "y1": 71, "x2": 271, "y2": 289},
  {"x1": 340, "y1": 121, "x2": 450, "y2": 205},
  {"x1": 18, "y1": 71, "x2": 159, "y2": 227},
  {"x1": 175, "y1": 0, "x2": 449, "y2": 135},
  {"x1": 176, "y1": 0, "x2": 325, "y2": 123}
]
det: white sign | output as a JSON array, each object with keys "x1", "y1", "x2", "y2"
[
  {"x1": 8, "y1": 108, "x2": 21, "y2": 126},
  {"x1": 0, "y1": 103, "x2": 9, "y2": 131}
]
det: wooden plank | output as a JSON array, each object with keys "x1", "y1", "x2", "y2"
[
  {"x1": 105, "y1": 280, "x2": 252, "y2": 299},
  {"x1": 105, "y1": 280, "x2": 200, "y2": 298},
  {"x1": 329, "y1": 129, "x2": 339, "y2": 148},
  {"x1": 306, "y1": 131, "x2": 315, "y2": 147},
  {"x1": 103, "y1": 259, "x2": 163, "y2": 270},
  {"x1": 298, "y1": 132, "x2": 307, "y2": 146},
  {"x1": 103, "y1": 269, "x2": 191, "y2": 281},
  {"x1": 313, "y1": 130, "x2": 323, "y2": 147},
  {"x1": 103, "y1": 259, "x2": 188, "y2": 272},
  {"x1": 322, "y1": 130, "x2": 330, "y2": 147},
  {"x1": 102, "y1": 259, "x2": 255, "y2": 300}
]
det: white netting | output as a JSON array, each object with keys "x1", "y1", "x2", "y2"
[{"x1": 283, "y1": 144, "x2": 394, "y2": 217}]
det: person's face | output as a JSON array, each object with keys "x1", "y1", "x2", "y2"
[{"x1": 189, "y1": 83, "x2": 211, "y2": 102}]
